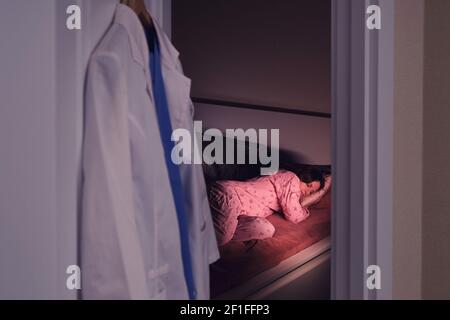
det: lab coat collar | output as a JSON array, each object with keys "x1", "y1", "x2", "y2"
[
  {"x1": 114, "y1": 4, "x2": 149, "y2": 69},
  {"x1": 114, "y1": 3, "x2": 180, "y2": 69}
]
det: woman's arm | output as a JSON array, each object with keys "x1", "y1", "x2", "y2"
[
  {"x1": 300, "y1": 176, "x2": 332, "y2": 208},
  {"x1": 275, "y1": 177, "x2": 310, "y2": 224}
]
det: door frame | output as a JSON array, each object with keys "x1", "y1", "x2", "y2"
[{"x1": 331, "y1": 0, "x2": 394, "y2": 300}]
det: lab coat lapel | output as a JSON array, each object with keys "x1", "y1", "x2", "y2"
[
  {"x1": 149, "y1": 18, "x2": 194, "y2": 130},
  {"x1": 115, "y1": 3, "x2": 155, "y2": 106}
]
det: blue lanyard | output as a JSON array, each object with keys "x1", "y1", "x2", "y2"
[{"x1": 146, "y1": 28, "x2": 196, "y2": 300}]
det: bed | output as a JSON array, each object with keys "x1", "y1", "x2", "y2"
[
  {"x1": 202, "y1": 139, "x2": 332, "y2": 300},
  {"x1": 211, "y1": 190, "x2": 331, "y2": 299}
]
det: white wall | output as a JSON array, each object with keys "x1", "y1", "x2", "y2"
[
  {"x1": 422, "y1": 0, "x2": 450, "y2": 300},
  {"x1": 173, "y1": 0, "x2": 331, "y2": 164},
  {"x1": 0, "y1": 0, "x2": 59, "y2": 299},
  {"x1": 0, "y1": 0, "x2": 169, "y2": 299},
  {"x1": 173, "y1": 0, "x2": 331, "y2": 114},
  {"x1": 394, "y1": 0, "x2": 450, "y2": 300},
  {"x1": 0, "y1": 0, "x2": 118, "y2": 299},
  {"x1": 393, "y1": 0, "x2": 424, "y2": 300}
]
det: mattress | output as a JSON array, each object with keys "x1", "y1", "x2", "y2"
[{"x1": 210, "y1": 188, "x2": 331, "y2": 298}]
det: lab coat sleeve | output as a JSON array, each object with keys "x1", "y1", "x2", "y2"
[{"x1": 82, "y1": 53, "x2": 149, "y2": 299}]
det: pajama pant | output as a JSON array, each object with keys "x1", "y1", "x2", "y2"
[{"x1": 209, "y1": 184, "x2": 276, "y2": 246}]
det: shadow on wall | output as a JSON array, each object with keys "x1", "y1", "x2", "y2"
[
  {"x1": 194, "y1": 103, "x2": 332, "y2": 165},
  {"x1": 201, "y1": 135, "x2": 331, "y2": 186}
]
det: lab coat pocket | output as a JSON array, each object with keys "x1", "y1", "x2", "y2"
[
  {"x1": 152, "y1": 281, "x2": 167, "y2": 300},
  {"x1": 200, "y1": 220, "x2": 207, "y2": 233},
  {"x1": 148, "y1": 265, "x2": 169, "y2": 300}
]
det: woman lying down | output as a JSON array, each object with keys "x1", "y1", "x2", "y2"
[{"x1": 209, "y1": 169, "x2": 332, "y2": 246}]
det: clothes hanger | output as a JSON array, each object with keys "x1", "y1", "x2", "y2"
[{"x1": 120, "y1": 0, "x2": 153, "y2": 30}]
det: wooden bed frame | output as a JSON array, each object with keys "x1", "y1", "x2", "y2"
[{"x1": 214, "y1": 237, "x2": 331, "y2": 300}]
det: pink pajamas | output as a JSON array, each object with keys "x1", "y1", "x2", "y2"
[{"x1": 209, "y1": 170, "x2": 310, "y2": 246}]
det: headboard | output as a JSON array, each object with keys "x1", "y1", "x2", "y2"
[{"x1": 201, "y1": 136, "x2": 331, "y2": 187}]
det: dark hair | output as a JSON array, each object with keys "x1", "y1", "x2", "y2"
[{"x1": 296, "y1": 168, "x2": 325, "y2": 189}]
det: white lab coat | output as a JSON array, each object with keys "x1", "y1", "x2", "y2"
[{"x1": 81, "y1": 4, "x2": 219, "y2": 300}]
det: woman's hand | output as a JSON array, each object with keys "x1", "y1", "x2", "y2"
[{"x1": 301, "y1": 175, "x2": 331, "y2": 208}]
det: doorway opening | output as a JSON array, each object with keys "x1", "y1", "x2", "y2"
[{"x1": 172, "y1": 0, "x2": 333, "y2": 300}]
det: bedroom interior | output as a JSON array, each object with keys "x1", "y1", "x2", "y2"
[{"x1": 172, "y1": 0, "x2": 333, "y2": 299}]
